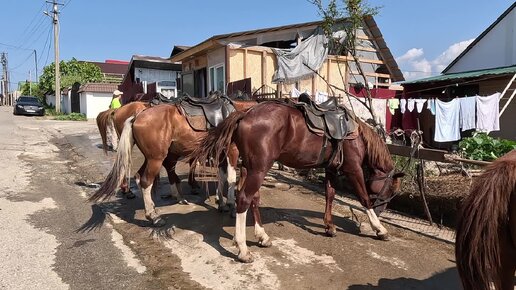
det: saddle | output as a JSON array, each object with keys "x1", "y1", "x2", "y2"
[
  {"x1": 295, "y1": 95, "x2": 357, "y2": 140},
  {"x1": 179, "y1": 94, "x2": 235, "y2": 131}
]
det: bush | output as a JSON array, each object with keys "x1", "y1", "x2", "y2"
[
  {"x1": 53, "y1": 112, "x2": 87, "y2": 121},
  {"x1": 459, "y1": 132, "x2": 516, "y2": 161}
]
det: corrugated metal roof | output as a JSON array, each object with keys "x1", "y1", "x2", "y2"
[{"x1": 402, "y1": 65, "x2": 516, "y2": 85}]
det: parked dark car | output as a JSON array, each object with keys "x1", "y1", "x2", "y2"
[{"x1": 13, "y1": 96, "x2": 45, "y2": 116}]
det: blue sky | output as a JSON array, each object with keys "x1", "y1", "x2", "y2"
[{"x1": 1, "y1": 0, "x2": 514, "y2": 88}]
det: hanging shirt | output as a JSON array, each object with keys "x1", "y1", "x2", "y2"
[
  {"x1": 459, "y1": 96, "x2": 476, "y2": 131},
  {"x1": 407, "y1": 99, "x2": 416, "y2": 112},
  {"x1": 414, "y1": 99, "x2": 427, "y2": 113},
  {"x1": 434, "y1": 98, "x2": 461, "y2": 142},
  {"x1": 476, "y1": 93, "x2": 501, "y2": 133},
  {"x1": 400, "y1": 99, "x2": 407, "y2": 114},
  {"x1": 387, "y1": 98, "x2": 400, "y2": 115},
  {"x1": 427, "y1": 99, "x2": 436, "y2": 115},
  {"x1": 340, "y1": 97, "x2": 387, "y2": 126}
]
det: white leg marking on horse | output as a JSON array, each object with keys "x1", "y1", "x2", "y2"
[
  {"x1": 142, "y1": 185, "x2": 157, "y2": 220},
  {"x1": 235, "y1": 210, "x2": 249, "y2": 259},
  {"x1": 366, "y1": 209, "x2": 387, "y2": 235},
  {"x1": 216, "y1": 166, "x2": 228, "y2": 206},
  {"x1": 227, "y1": 158, "x2": 236, "y2": 206},
  {"x1": 254, "y1": 222, "x2": 271, "y2": 246}
]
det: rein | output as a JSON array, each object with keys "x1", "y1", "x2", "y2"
[{"x1": 368, "y1": 169, "x2": 398, "y2": 209}]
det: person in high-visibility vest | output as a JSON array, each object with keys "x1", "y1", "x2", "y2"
[{"x1": 109, "y1": 89, "x2": 123, "y2": 109}]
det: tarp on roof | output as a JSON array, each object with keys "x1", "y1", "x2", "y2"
[{"x1": 402, "y1": 65, "x2": 516, "y2": 85}]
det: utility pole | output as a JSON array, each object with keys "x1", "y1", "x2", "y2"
[
  {"x1": 34, "y1": 49, "x2": 38, "y2": 82},
  {"x1": 29, "y1": 70, "x2": 32, "y2": 95},
  {"x1": 45, "y1": 1, "x2": 63, "y2": 112},
  {"x1": 1, "y1": 52, "x2": 8, "y2": 106}
]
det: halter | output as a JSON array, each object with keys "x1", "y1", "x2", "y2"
[{"x1": 368, "y1": 169, "x2": 400, "y2": 209}]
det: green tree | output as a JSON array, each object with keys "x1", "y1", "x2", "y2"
[
  {"x1": 38, "y1": 58, "x2": 103, "y2": 95},
  {"x1": 19, "y1": 82, "x2": 41, "y2": 97}
]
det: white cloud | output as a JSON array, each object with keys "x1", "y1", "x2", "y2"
[{"x1": 396, "y1": 39, "x2": 474, "y2": 81}]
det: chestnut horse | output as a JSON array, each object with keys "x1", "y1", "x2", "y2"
[
  {"x1": 190, "y1": 101, "x2": 404, "y2": 263},
  {"x1": 90, "y1": 100, "x2": 256, "y2": 226},
  {"x1": 455, "y1": 150, "x2": 516, "y2": 290}
]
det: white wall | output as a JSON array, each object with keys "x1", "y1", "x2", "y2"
[
  {"x1": 62, "y1": 91, "x2": 71, "y2": 114},
  {"x1": 80, "y1": 92, "x2": 111, "y2": 119},
  {"x1": 447, "y1": 8, "x2": 516, "y2": 73},
  {"x1": 134, "y1": 67, "x2": 179, "y2": 83}
]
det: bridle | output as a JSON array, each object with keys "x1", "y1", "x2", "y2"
[{"x1": 368, "y1": 169, "x2": 400, "y2": 209}]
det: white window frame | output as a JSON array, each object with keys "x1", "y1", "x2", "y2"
[{"x1": 208, "y1": 64, "x2": 225, "y2": 94}]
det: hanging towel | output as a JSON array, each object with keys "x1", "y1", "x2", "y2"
[
  {"x1": 476, "y1": 92, "x2": 501, "y2": 133},
  {"x1": 427, "y1": 99, "x2": 436, "y2": 115},
  {"x1": 414, "y1": 99, "x2": 427, "y2": 113},
  {"x1": 291, "y1": 87, "x2": 301, "y2": 98},
  {"x1": 407, "y1": 99, "x2": 415, "y2": 112},
  {"x1": 315, "y1": 91, "x2": 329, "y2": 104},
  {"x1": 400, "y1": 99, "x2": 407, "y2": 114},
  {"x1": 388, "y1": 98, "x2": 400, "y2": 115},
  {"x1": 434, "y1": 98, "x2": 461, "y2": 142},
  {"x1": 459, "y1": 96, "x2": 476, "y2": 131}
]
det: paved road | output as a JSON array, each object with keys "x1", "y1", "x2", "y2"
[
  {"x1": 0, "y1": 106, "x2": 464, "y2": 289},
  {"x1": 0, "y1": 106, "x2": 162, "y2": 289}
]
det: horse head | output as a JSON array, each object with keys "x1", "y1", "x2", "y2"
[{"x1": 368, "y1": 170, "x2": 405, "y2": 216}]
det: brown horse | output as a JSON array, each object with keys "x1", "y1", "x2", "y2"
[
  {"x1": 190, "y1": 101, "x2": 404, "y2": 263},
  {"x1": 90, "y1": 100, "x2": 256, "y2": 226},
  {"x1": 455, "y1": 150, "x2": 516, "y2": 290}
]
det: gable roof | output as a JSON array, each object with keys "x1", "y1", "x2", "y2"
[
  {"x1": 170, "y1": 17, "x2": 404, "y2": 82},
  {"x1": 83, "y1": 61, "x2": 128, "y2": 75},
  {"x1": 78, "y1": 83, "x2": 119, "y2": 93},
  {"x1": 442, "y1": 2, "x2": 516, "y2": 73}
]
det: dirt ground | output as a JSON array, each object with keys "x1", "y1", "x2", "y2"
[{"x1": 58, "y1": 122, "x2": 463, "y2": 290}]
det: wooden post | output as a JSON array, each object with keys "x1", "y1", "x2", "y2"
[
  {"x1": 261, "y1": 51, "x2": 267, "y2": 89},
  {"x1": 243, "y1": 49, "x2": 248, "y2": 79},
  {"x1": 416, "y1": 161, "x2": 433, "y2": 226}
]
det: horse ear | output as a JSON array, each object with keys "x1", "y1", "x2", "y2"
[{"x1": 393, "y1": 172, "x2": 405, "y2": 179}]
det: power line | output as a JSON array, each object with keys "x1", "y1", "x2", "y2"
[
  {"x1": 10, "y1": 51, "x2": 35, "y2": 71},
  {"x1": 38, "y1": 25, "x2": 53, "y2": 69},
  {"x1": 18, "y1": 2, "x2": 47, "y2": 42}
]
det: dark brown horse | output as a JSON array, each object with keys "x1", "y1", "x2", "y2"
[
  {"x1": 91, "y1": 100, "x2": 256, "y2": 226},
  {"x1": 455, "y1": 150, "x2": 516, "y2": 290},
  {"x1": 190, "y1": 101, "x2": 404, "y2": 263}
]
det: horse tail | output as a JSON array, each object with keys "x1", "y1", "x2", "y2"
[
  {"x1": 189, "y1": 110, "x2": 247, "y2": 184},
  {"x1": 96, "y1": 109, "x2": 112, "y2": 154},
  {"x1": 89, "y1": 116, "x2": 135, "y2": 202},
  {"x1": 455, "y1": 157, "x2": 516, "y2": 290}
]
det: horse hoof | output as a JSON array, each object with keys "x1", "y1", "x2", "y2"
[
  {"x1": 325, "y1": 229, "x2": 337, "y2": 237},
  {"x1": 377, "y1": 233, "x2": 389, "y2": 241},
  {"x1": 237, "y1": 253, "x2": 254, "y2": 263},
  {"x1": 152, "y1": 217, "x2": 166, "y2": 227},
  {"x1": 178, "y1": 199, "x2": 189, "y2": 205},
  {"x1": 218, "y1": 204, "x2": 230, "y2": 212},
  {"x1": 259, "y1": 239, "x2": 272, "y2": 248},
  {"x1": 125, "y1": 191, "x2": 136, "y2": 199}
]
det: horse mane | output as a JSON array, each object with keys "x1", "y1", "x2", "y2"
[
  {"x1": 357, "y1": 120, "x2": 393, "y2": 172},
  {"x1": 455, "y1": 150, "x2": 516, "y2": 290}
]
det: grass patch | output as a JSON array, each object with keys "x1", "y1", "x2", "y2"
[{"x1": 53, "y1": 112, "x2": 87, "y2": 121}]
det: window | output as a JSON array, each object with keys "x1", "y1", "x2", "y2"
[{"x1": 209, "y1": 64, "x2": 225, "y2": 93}]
